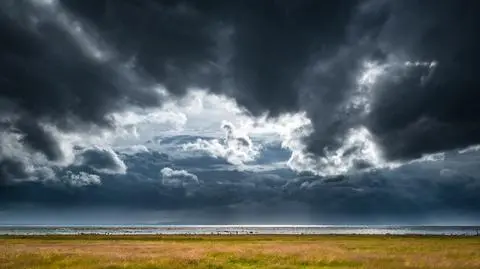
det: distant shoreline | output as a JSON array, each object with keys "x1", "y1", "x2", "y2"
[
  {"x1": 0, "y1": 233, "x2": 480, "y2": 237},
  {"x1": 1, "y1": 224, "x2": 479, "y2": 236}
]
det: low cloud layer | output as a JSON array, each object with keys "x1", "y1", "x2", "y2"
[{"x1": 1, "y1": 147, "x2": 480, "y2": 224}]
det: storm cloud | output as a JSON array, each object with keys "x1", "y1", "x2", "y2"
[
  {"x1": 1, "y1": 0, "x2": 479, "y2": 180},
  {"x1": 1, "y1": 0, "x2": 480, "y2": 222},
  {"x1": 1, "y1": 148, "x2": 480, "y2": 224}
]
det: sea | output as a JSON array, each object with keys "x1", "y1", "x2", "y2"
[{"x1": 1, "y1": 225, "x2": 479, "y2": 236}]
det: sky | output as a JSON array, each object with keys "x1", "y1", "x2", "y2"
[{"x1": 0, "y1": 0, "x2": 479, "y2": 225}]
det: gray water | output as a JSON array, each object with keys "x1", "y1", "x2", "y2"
[{"x1": 1, "y1": 225, "x2": 479, "y2": 236}]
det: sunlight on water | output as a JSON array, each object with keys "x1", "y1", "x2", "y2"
[{"x1": 1, "y1": 225, "x2": 479, "y2": 236}]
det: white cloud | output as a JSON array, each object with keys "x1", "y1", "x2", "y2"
[
  {"x1": 105, "y1": 87, "x2": 314, "y2": 168},
  {"x1": 285, "y1": 56, "x2": 439, "y2": 177},
  {"x1": 182, "y1": 121, "x2": 261, "y2": 166},
  {"x1": 62, "y1": 171, "x2": 101, "y2": 187},
  {"x1": 110, "y1": 107, "x2": 188, "y2": 146},
  {"x1": 115, "y1": 144, "x2": 150, "y2": 156},
  {"x1": 208, "y1": 162, "x2": 289, "y2": 173},
  {"x1": 108, "y1": 89, "x2": 243, "y2": 148},
  {"x1": 108, "y1": 90, "x2": 315, "y2": 174},
  {"x1": 160, "y1": 167, "x2": 199, "y2": 188},
  {"x1": 0, "y1": 120, "x2": 129, "y2": 183},
  {"x1": 350, "y1": 57, "x2": 438, "y2": 115},
  {"x1": 285, "y1": 126, "x2": 392, "y2": 176},
  {"x1": 413, "y1": 152, "x2": 446, "y2": 163},
  {"x1": 78, "y1": 146, "x2": 127, "y2": 175},
  {"x1": 458, "y1": 145, "x2": 480, "y2": 154}
]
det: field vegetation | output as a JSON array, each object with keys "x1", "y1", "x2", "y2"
[{"x1": 1, "y1": 235, "x2": 479, "y2": 268}]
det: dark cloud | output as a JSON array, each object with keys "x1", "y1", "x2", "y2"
[
  {"x1": 79, "y1": 147, "x2": 127, "y2": 174},
  {"x1": 16, "y1": 119, "x2": 64, "y2": 161},
  {"x1": 227, "y1": 1, "x2": 358, "y2": 115},
  {"x1": 0, "y1": 159, "x2": 29, "y2": 184},
  {"x1": 62, "y1": 0, "x2": 222, "y2": 94},
  {"x1": 1, "y1": 149, "x2": 480, "y2": 224},
  {"x1": 2, "y1": 0, "x2": 480, "y2": 176},
  {"x1": 362, "y1": 1, "x2": 480, "y2": 161},
  {"x1": 61, "y1": 0, "x2": 480, "y2": 165},
  {"x1": 0, "y1": 0, "x2": 164, "y2": 177}
]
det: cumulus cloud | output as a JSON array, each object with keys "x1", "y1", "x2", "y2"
[
  {"x1": 182, "y1": 121, "x2": 260, "y2": 166},
  {"x1": 62, "y1": 171, "x2": 101, "y2": 187},
  {"x1": 288, "y1": 127, "x2": 388, "y2": 176},
  {"x1": 160, "y1": 167, "x2": 199, "y2": 188},
  {"x1": 78, "y1": 147, "x2": 127, "y2": 175}
]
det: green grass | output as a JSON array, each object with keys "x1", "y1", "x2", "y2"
[{"x1": 1, "y1": 235, "x2": 479, "y2": 268}]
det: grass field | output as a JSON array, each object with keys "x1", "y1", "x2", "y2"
[{"x1": 1, "y1": 235, "x2": 480, "y2": 269}]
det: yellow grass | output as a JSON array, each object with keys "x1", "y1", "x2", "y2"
[{"x1": 1, "y1": 235, "x2": 479, "y2": 268}]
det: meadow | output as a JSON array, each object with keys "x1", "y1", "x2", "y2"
[{"x1": 1, "y1": 235, "x2": 479, "y2": 268}]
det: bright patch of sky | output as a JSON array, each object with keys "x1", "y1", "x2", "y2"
[{"x1": 109, "y1": 88, "x2": 311, "y2": 170}]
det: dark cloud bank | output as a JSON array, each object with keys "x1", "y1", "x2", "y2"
[
  {"x1": 1, "y1": 147, "x2": 480, "y2": 224},
  {"x1": 1, "y1": 0, "x2": 480, "y2": 223}
]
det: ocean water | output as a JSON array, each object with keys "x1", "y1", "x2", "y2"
[{"x1": 1, "y1": 225, "x2": 479, "y2": 236}]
